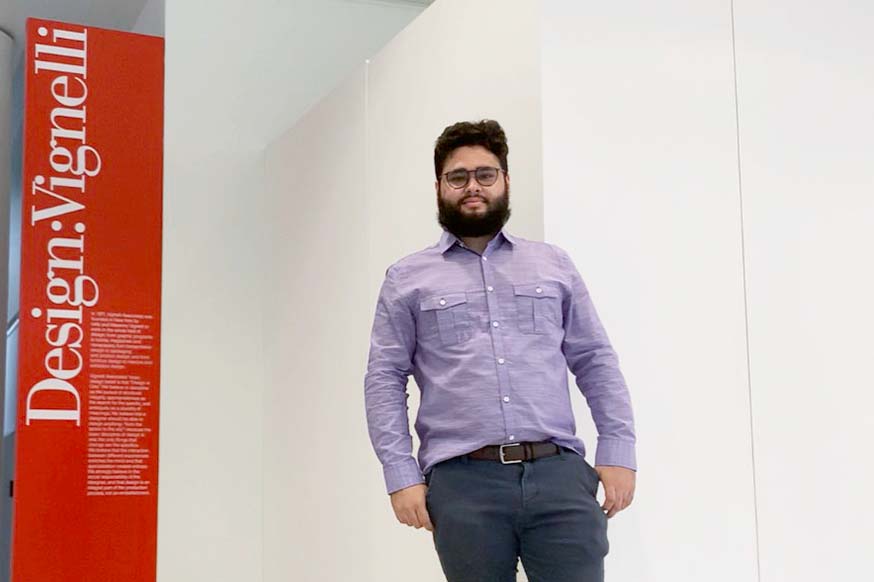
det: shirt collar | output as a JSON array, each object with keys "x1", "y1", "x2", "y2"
[{"x1": 437, "y1": 227, "x2": 516, "y2": 254}]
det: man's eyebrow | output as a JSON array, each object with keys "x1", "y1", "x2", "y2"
[{"x1": 448, "y1": 164, "x2": 490, "y2": 171}]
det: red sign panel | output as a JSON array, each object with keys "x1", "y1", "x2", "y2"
[{"x1": 12, "y1": 19, "x2": 163, "y2": 581}]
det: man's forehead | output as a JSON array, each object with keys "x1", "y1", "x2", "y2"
[{"x1": 444, "y1": 145, "x2": 500, "y2": 169}]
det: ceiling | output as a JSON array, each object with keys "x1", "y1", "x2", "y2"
[
  {"x1": 0, "y1": 0, "x2": 433, "y2": 63},
  {"x1": 2, "y1": 0, "x2": 432, "y2": 151},
  {"x1": 0, "y1": 0, "x2": 150, "y2": 63}
]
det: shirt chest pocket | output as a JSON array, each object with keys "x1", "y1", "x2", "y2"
[
  {"x1": 514, "y1": 282, "x2": 561, "y2": 334},
  {"x1": 419, "y1": 292, "x2": 473, "y2": 346}
]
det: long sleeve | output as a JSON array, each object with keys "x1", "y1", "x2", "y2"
[
  {"x1": 556, "y1": 247, "x2": 637, "y2": 471},
  {"x1": 364, "y1": 264, "x2": 425, "y2": 494}
]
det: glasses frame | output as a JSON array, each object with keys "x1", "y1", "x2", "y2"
[{"x1": 440, "y1": 166, "x2": 506, "y2": 189}]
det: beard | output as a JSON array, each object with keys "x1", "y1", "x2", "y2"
[{"x1": 437, "y1": 183, "x2": 512, "y2": 238}]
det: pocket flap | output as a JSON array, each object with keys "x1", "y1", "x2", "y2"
[
  {"x1": 513, "y1": 282, "x2": 559, "y2": 299},
  {"x1": 420, "y1": 292, "x2": 468, "y2": 311}
]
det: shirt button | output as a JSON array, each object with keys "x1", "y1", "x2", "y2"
[
  {"x1": 439, "y1": 299, "x2": 446, "y2": 305},
  {"x1": 536, "y1": 287, "x2": 542, "y2": 293},
  {"x1": 509, "y1": 435, "x2": 515, "y2": 440},
  {"x1": 487, "y1": 286, "x2": 494, "y2": 292},
  {"x1": 503, "y1": 396, "x2": 510, "y2": 402},
  {"x1": 497, "y1": 358, "x2": 505, "y2": 364},
  {"x1": 492, "y1": 321, "x2": 499, "y2": 327},
  {"x1": 482, "y1": 256, "x2": 488, "y2": 261}
]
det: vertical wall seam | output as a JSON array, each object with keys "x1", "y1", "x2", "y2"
[{"x1": 729, "y1": 2, "x2": 763, "y2": 581}]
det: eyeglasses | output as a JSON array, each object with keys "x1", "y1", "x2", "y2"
[{"x1": 441, "y1": 166, "x2": 505, "y2": 189}]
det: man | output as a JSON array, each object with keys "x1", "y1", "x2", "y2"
[{"x1": 364, "y1": 119, "x2": 637, "y2": 581}]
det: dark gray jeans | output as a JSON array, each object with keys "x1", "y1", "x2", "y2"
[{"x1": 425, "y1": 445, "x2": 609, "y2": 582}]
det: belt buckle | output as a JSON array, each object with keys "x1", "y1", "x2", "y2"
[{"x1": 499, "y1": 443, "x2": 522, "y2": 464}]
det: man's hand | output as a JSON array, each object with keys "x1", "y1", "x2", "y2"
[
  {"x1": 594, "y1": 465, "x2": 636, "y2": 519},
  {"x1": 389, "y1": 483, "x2": 434, "y2": 532}
]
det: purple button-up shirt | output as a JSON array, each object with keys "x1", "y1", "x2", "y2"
[{"x1": 364, "y1": 227, "x2": 637, "y2": 494}]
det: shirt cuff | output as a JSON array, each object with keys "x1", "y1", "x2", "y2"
[
  {"x1": 384, "y1": 457, "x2": 425, "y2": 495},
  {"x1": 594, "y1": 437, "x2": 637, "y2": 471}
]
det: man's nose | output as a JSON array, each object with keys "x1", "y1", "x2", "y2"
[{"x1": 465, "y1": 177, "x2": 482, "y2": 194}]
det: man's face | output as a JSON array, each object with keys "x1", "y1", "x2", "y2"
[{"x1": 435, "y1": 145, "x2": 511, "y2": 237}]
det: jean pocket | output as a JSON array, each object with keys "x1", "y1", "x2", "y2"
[
  {"x1": 419, "y1": 292, "x2": 472, "y2": 345},
  {"x1": 584, "y1": 459, "x2": 601, "y2": 497},
  {"x1": 571, "y1": 455, "x2": 599, "y2": 497},
  {"x1": 425, "y1": 465, "x2": 439, "y2": 499},
  {"x1": 513, "y1": 282, "x2": 561, "y2": 334}
]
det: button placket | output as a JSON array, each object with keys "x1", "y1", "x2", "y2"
[{"x1": 479, "y1": 256, "x2": 516, "y2": 444}]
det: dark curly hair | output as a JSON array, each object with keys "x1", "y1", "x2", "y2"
[{"x1": 433, "y1": 119, "x2": 509, "y2": 180}]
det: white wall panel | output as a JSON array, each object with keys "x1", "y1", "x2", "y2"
[
  {"x1": 733, "y1": 2, "x2": 874, "y2": 580},
  {"x1": 162, "y1": 1, "x2": 425, "y2": 580},
  {"x1": 262, "y1": 68, "x2": 375, "y2": 581},
  {"x1": 541, "y1": 1, "x2": 757, "y2": 580},
  {"x1": 161, "y1": 7, "x2": 266, "y2": 582},
  {"x1": 158, "y1": 151, "x2": 266, "y2": 582}
]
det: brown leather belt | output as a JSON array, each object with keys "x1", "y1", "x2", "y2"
[{"x1": 467, "y1": 441, "x2": 560, "y2": 464}]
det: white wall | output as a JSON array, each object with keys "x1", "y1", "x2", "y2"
[
  {"x1": 165, "y1": 0, "x2": 873, "y2": 579},
  {"x1": 161, "y1": 1, "x2": 266, "y2": 577},
  {"x1": 262, "y1": 1, "x2": 542, "y2": 579},
  {"x1": 543, "y1": 1, "x2": 874, "y2": 580},
  {"x1": 161, "y1": 1, "x2": 424, "y2": 581},
  {"x1": 733, "y1": 1, "x2": 874, "y2": 580},
  {"x1": 541, "y1": 2, "x2": 756, "y2": 580},
  {"x1": 158, "y1": 150, "x2": 266, "y2": 581},
  {"x1": 262, "y1": 67, "x2": 373, "y2": 582}
]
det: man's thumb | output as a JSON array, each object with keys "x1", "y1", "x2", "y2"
[{"x1": 417, "y1": 504, "x2": 434, "y2": 532}]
